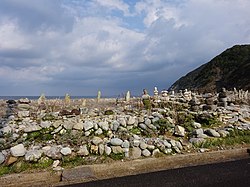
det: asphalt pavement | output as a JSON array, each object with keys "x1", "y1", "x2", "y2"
[{"x1": 64, "y1": 158, "x2": 250, "y2": 187}]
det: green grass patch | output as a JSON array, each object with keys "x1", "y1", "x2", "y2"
[
  {"x1": 61, "y1": 156, "x2": 86, "y2": 167},
  {"x1": 110, "y1": 152, "x2": 125, "y2": 160}
]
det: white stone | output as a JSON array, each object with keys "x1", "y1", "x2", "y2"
[
  {"x1": 127, "y1": 116, "x2": 136, "y2": 125},
  {"x1": 104, "y1": 145, "x2": 112, "y2": 155},
  {"x1": 131, "y1": 147, "x2": 141, "y2": 159},
  {"x1": 92, "y1": 136, "x2": 103, "y2": 145},
  {"x1": 60, "y1": 147, "x2": 72, "y2": 156},
  {"x1": 83, "y1": 121, "x2": 94, "y2": 131},
  {"x1": 110, "y1": 138, "x2": 123, "y2": 146},
  {"x1": 0, "y1": 152, "x2": 5, "y2": 164},
  {"x1": 77, "y1": 145, "x2": 89, "y2": 156},
  {"x1": 73, "y1": 123, "x2": 84, "y2": 130},
  {"x1": 142, "y1": 149, "x2": 151, "y2": 157},
  {"x1": 98, "y1": 121, "x2": 109, "y2": 131},
  {"x1": 25, "y1": 150, "x2": 42, "y2": 162},
  {"x1": 10, "y1": 144, "x2": 26, "y2": 157},
  {"x1": 174, "y1": 125, "x2": 185, "y2": 137}
]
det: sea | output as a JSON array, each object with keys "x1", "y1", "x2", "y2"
[{"x1": 0, "y1": 96, "x2": 98, "y2": 100}]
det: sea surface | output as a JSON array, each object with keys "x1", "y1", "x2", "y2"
[{"x1": 0, "y1": 96, "x2": 98, "y2": 100}]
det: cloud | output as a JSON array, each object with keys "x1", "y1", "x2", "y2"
[{"x1": 0, "y1": 0, "x2": 250, "y2": 96}]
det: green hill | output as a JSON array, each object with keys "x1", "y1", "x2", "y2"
[{"x1": 169, "y1": 45, "x2": 250, "y2": 93}]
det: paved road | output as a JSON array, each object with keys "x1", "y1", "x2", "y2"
[{"x1": 65, "y1": 158, "x2": 250, "y2": 187}]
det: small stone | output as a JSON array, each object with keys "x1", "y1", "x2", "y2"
[
  {"x1": 77, "y1": 145, "x2": 89, "y2": 156},
  {"x1": 131, "y1": 147, "x2": 141, "y2": 159},
  {"x1": 104, "y1": 145, "x2": 112, "y2": 155},
  {"x1": 83, "y1": 121, "x2": 94, "y2": 131},
  {"x1": 122, "y1": 140, "x2": 130, "y2": 148},
  {"x1": 205, "y1": 129, "x2": 220, "y2": 137},
  {"x1": 110, "y1": 138, "x2": 123, "y2": 146},
  {"x1": 0, "y1": 152, "x2": 5, "y2": 164},
  {"x1": 193, "y1": 128, "x2": 204, "y2": 136},
  {"x1": 139, "y1": 141, "x2": 148, "y2": 150},
  {"x1": 174, "y1": 125, "x2": 185, "y2": 137},
  {"x1": 192, "y1": 122, "x2": 202, "y2": 128},
  {"x1": 218, "y1": 130, "x2": 230, "y2": 137},
  {"x1": 127, "y1": 116, "x2": 136, "y2": 125},
  {"x1": 145, "y1": 118, "x2": 151, "y2": 126},
  {"x1": 25, "y1": 150, "x2": 42, "y2": 162},
  {"x1": 99, "y1": 144, "x2": 105, "y2": 155},
  {"x1": 118, "y1": 118, "x2": 126, "y2": 127},
  {"x1": 92, "y1": 136, "x2": 103, "y2": 145},
  {"x1": 111, "y1": 146, "x2": 124, "y2": 154},
  {"x1": 163, "y1": 140, "x2": 172, "y2": 148},
  {"x1": 63, "y1": 121, "x2": 74, "y2": 130},
  {"x1": 45, "y1": 146, "x2": 62, "y2": 159},
  {"x1": 52, "y1": 160, "x2": 60, "y2": 168},
  {"x1": 111, "y1": 121, "x2": 120, "y2": 131},
  {"x1": 90, "y1": 145, "x2": 99, "y2": 154},
  {"x1": 95, "y1": 128, "x2": 103, "y2": 135},
  {"x1": 6, "y1": 156, "x2": 18, "y2": 165},
  {"x1": 10, "y1": 144, "x2": 26, "y2": 157},
  {"x1": 139, "y1": 123, "x2": 147, "y2": 130},
  {"x1": 98, "y1": 121, "x2": 109, "y2": 131},
  {"x1": 24, "y1": 125, "x2": 41, "y2": 133},
  {"x1": 60, "y1": 147, "x2": 72, "y2": 156},
  {"x1": 73, "y1": 123, "x2": 84, "y2": 130},
  {"x1": 53, "y1": 120, "x2": 62, "y2": 128},
  {"x1": 152, "y1": 149, "x2": 161, "y2": 157},
  {"x1": 142, "y1": 149, "x2": 151, "y2": 157},
  {"x1": 189, "y1": 138, "x2": 205, "y2": 144}
]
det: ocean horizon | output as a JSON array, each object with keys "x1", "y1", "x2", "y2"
[{"x1": 0, "y1": 96, "x2": 116, "y2": 100}]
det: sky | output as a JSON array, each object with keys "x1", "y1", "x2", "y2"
[{"x1": 0, "y1": 0, "x2": 250, "y2": 96}]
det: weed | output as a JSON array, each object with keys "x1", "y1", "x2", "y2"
[{"x1": 110, "y1": 152, "x2": 125, "y2": 160}]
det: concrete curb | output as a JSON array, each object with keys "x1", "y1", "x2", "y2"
[{"x1": 1, "y1": 148, "x2": 249, "y2": 187}]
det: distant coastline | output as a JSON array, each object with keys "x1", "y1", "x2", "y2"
[{"x1": 0, "y1": 96, "x2": 97, "y2": 100}]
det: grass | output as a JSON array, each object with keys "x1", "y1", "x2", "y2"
[
  {"x1": 109, "y1": 152, "x2": 125, "y2": 160},
  {"x1": 61, "y1": 155, "x2": 86, "y2": 168},
  {"x1": 0, "y1": 157, "x2": 53, "y2": 176},
  {"x1": 194, "y1": 129, "x2": 250, "y2": 149}
]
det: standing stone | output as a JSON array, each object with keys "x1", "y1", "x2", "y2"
[
  {"x1": 97, "y1": 90, "x2": 101, "y2": 103},
  {"x1": 10, "y1": 144, "x2": 26, "y2": 157},
  {"x1": 38, "y1": 93, "x2": 46, "y2": 105},
  {"x1": 154, "y1": 87, "x2": 159, "y2": 97},
  {"x1": 125, "y1": 91, "x2": 130, "y2": 102},
  {"x1": 64, "y1": 94, "x2": 71, "y2": 105}
]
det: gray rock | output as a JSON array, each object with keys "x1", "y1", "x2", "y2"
[
  {"x1": 175, "y1": 141, "x2": 183, "y2": 150},
  {"x1": 95, "y1": 128, "x2": 103, "y2": 135},
  {"x1": 110, "y1": 138, "x2": 123, "y2": 146},
  {"x1": 78, "y1": 145, "x2": 89, "y2": 156},
  {"x1": 104, "y1": 145, "x2": 112, "y2": 155},
  {"x1": 111, "y1": 121, "x2": 120, "y2": 131},
  {"x1": 139, "y1": 123, "x2": 147, "y2": 130},
  {"x1": 145, "y1": 118, "x2": 151, "y2": 126},
  {"x1": 60, "y1": 147, "x2": 72, "y2": 156},
  {"x1": 174, "y1": 125, "x2": 185, "y2": 137},
  {"x1": 99, "y1": 144, "x2": 105, "y2": 155},
  {"x1": 163, "y1": 148, "x2": 172, "y2": 154},
  {"x1": 63, "y1": 121, "x2": 74, "y2": 130},
  {"x1": 122, "y1": 140, "x2": 130, "y2": 148},
  {"x1": 133, "y1": 139, "x2": 141, "y2": 147},
  {"x1": 92, "y1": 136, "x2": 103, "y2": 145},
  {"x1": 10, "y1": 144, "x2": 26, "y2": 157},
  {"x1": 24, "y1": 125, "x2": 42, "y2": 133},
  {"x1": 25, "y1": 150, "x2": 42, "y2": 162},
  {"x1": 152, "y1": 117, "x2": 160, "y2": 124},
  {"x1": 0, "y1": 152, "x2": 5, "y2": 164},
  {"x1": 127, "y1": 116, "x2": 136, "y2": 125},
  {"x1": 111, "y1": 146, "x2": 124, "y2": 154},
  {"x1": 197, "y1": 133, "x2": 209, "y2": 138},
  {"x1": 83, "y1": 121, "x2": 94, "y2": 131},
  {"x1": 40, "y1": 121, "x2": 51, "y2": 128},
  {"x1": 189, "y1": 138, "x2": 205, "y2": 144},
  {"x1": 118, "y1": 118, "x2": 126, "y2": 127},
  {"x1": 142, "y1": 149, "x2": 151, "y2": 157},
  {"x1": 131, "y1": 147, "x2": 141, "y2": 159},
  {"x1": 45, "y1": 146, "x2": 62, "y2": 159},
  {"x1": 53, "y1": 120, "x2": 62, "y2": 128},
  {"x1": 192, "y1": 122, "x2": 202, "y2": 128},
  {"x1": 73, "y1": 122, "x2": 84, "y2": 130},
  {"x1": 193, "y1": 128, "x2": 204, "y2": 136},
  {"x1": 205, "y1": 129, "x2": 220, "y2": 137},
  {"x1": 147, "y1": 145, "x2": 155, "y2": 151},
  {"x1": 218, "y1": 130, "x2": 230, "y2": 137},
  {"x1": 139, "y1": 141, "x2": 148, "y2": 150},
  {"x1": 163, "y1": 140, "x2": 172, "y2": 148},
  {"x1": 18, "y1": 111, "x2": 30, "y2": 118},
  {"x1": 1, "y1": 126, "x2": 12, "y2": 134},
  {"x1": 98, "y1": 121, "x2": 109, "y2": 131},
  {"x1": 152, "y1": 149, "x2": 161, "y2": 157}
]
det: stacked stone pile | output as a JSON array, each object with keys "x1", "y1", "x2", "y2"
[{"x1": 0, "y1": 90, "x2": 249, "y2": 171}]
